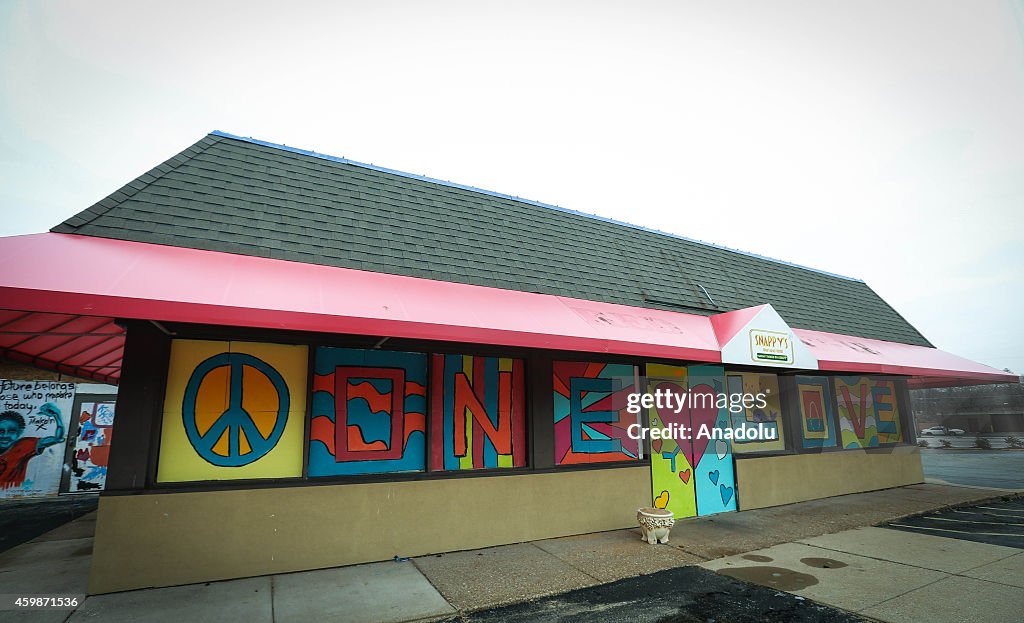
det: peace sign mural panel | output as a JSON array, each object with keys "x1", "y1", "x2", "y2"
[
  {"x1": 157, "y1": 340, "x2": 308, "y2": 483},
  {"x1": 183, "y1": 353, "x2": 290, "y2": 467}
]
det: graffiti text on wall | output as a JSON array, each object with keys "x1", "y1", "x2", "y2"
[{"x1": 0, "y1": 380, "x2": 73, "y2": 498}]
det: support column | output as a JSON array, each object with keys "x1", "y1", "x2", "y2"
[{"x1": 104, "y1": 320, "x2": 171, "y2": 492}]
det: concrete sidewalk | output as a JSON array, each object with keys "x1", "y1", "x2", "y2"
[
  {"x1": 703, "y1": 525, "x2": 1024, "y2": 622},
  {"x1": 0, "y1": 483, "x2": 1017, "y2": 622}
]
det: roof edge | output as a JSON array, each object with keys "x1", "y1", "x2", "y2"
[
  {"x1": 210, "y1": 130, "x2": 866, "y2": 284},
  {"x1": 51, "y1": 134, "x2": 224, "y2": 234}
]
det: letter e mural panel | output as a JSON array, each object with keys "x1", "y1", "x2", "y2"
[
  {"x1": 157, "y1": 340, "x2": 307, "y2": 482},
  {"x1": 553, "y1": 361, "x2": 640, "y2": 465}
]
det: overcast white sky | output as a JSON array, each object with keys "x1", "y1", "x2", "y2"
[{"x1": 1, "y1": 1, "x2": 1022, "y2": 372}]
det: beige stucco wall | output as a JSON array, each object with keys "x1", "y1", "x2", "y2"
[
  {"x1": 734, "y1": 445, "x2": 924, "y2": 510},
  {"x1": 88, "y1": 465, "x2": 651, "y2": 594}
]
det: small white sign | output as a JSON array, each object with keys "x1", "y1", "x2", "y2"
[
  {"x1": 749, "y1": 329, "x2": 794, "y2": 365},
  {"x1": 715, "y1": 305, "x2": 818, "y2": 370}
]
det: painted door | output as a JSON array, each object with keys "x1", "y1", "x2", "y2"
[
  {"x1": 60, "y1": 395, "x2": 116, "y2": 493},
  {"x1": 647, "y1": 364, "x2": 737, "y2": 518}
]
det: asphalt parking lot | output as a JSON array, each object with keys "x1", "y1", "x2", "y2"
[
  {"x1": 0, "y1": 495, "x2": 97, "y2": 553},
  {"x1": 447, "y1": 566, "x2": 862, "y2": 623},
  {"x1": 920, "y1": 448, "x2": 1024, "y2": 489},
  {"x1": 884, "y1": 497, "x2": 1024, "y2": 549}
]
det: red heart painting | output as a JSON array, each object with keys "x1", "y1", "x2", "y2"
[
  {"x1": 687, "y1": 384, "x2": 719, "y2": 469},
  {"x1": 654, "y1": 381, "x2": 688, "y2": 456}
]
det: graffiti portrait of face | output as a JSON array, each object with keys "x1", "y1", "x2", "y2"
[{"x1": 0, "y1": 416, "x2": 25, "y2": 453}]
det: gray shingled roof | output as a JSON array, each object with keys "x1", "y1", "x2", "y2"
[{"x1": 52, "y1": 132, "x2": 931, "y2": 347}]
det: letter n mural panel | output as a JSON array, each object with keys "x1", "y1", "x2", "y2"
[
  {"x1": 430, "y1": 354, "x2": 527, "y2": 470},
  {"x1": 552, "y1": 361, "x2": 640, "y2": 465},
  {"x1": 156, "y1": 340, "x2": 307, "y2": 482},
  {"x1": 308, "y1": 347, "x2": 428, "y2": 476}
]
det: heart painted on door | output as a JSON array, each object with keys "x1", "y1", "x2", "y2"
[
  {"x1": 720, "y1": 484, "x2": 734, "y2": 506},
  {"x1": 653, "y1": 381, "x2": 688, "y2": 452},
  {"x1": 687, "y1": 384, "x2": 720, "y2": 469}
]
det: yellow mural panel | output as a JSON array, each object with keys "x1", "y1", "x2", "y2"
[
  {"x1": 157, "y1": 340, "x2": 308, "y2": 483},
  {"x1": 727, "y1": 372, "x2": 786, "y2": 453},
  {"x1": 646, "y1": 364, "x2": 697, "y2": 519}
]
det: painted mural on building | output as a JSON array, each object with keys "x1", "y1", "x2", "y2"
[
  {"x1": 834, "y1": 376, "x2": 904, "y2": 448},
  {"x1": 726, "y1": 372, "x2": 786, "y2": 453},
  {"x1": 156, "y1": 340, "x2": 307, "y2": 482},
  {"x1": 430, "y1": 354, "x2": 526, "y2": 470},
  {"x1": 646, "y1": 364, "x2": 696, "y2": 518},
  {"x1": 309, "y1": 347, "x2": 427, "y2": 476},
  {"x1": 553, "y1": 361, "x2": 640, "y2": 464},
  {"x1": 68, "y1": 401, "x2": 115, "y2": 491},
  {"x1": 795, "y1": 376, "x2": 837, "y2": 449},
  {"x1": 647, "y1": 365, "x2": 738, "y2": 517},
  {"x1": 0, "y1": 379, "x2": 74, "y2": 498},
  {"x1": 689, "y1": 365, "x2": 737, "y2": 515}
]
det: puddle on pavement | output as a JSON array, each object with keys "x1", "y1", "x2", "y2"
[
  {"x1": 741, "y1": 554, "x2": 773, "y2": 562},
  {"x1": 717, "y1": 566, "x2": 819, "y2": 591},
  {"x1": 800, "y1": 557, "x2": 848, "y2": 569}
]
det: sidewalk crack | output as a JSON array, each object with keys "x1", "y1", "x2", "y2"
[{"x1": 526, "y1": 542, "x2": 604, "y2": 584}]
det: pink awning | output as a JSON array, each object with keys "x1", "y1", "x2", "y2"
[
  {"x1": 795, "y1": 328, "x2": 1016, "y2": 387},
  {"x1": 0, "y1": 233, "x2": 1014, "y2": 388},
  {"x1": 0, "y1": 233, "x2": 721, "y2": 363},
  {"x1": 0, "y1": 310, "x2": 123, "y2": 383}
]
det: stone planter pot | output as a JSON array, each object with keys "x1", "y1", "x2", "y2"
[{"x1": 637, "y1": 507, "x2": 675, "y2": 544}]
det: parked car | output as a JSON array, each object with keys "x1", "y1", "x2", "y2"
[{"x1": 920, "y1": 426, "x2": 965, "y2": 436}]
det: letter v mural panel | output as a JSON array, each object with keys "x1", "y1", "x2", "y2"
[
  {"x1": 430, "y1": 354, "x2": 527, "y2": 470},
  {"x1": 157, "y1": 340, "x2": 308, "y2": 482},
  {"x1": 308, "y1": 347, "x2": 428, "y2": 476},
  {"x1": 834, "y1": 376, "x2": 904, "y2": 449},
  {"x1": 553, "y1": 361, "x2": 640, "y2": 465}
]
